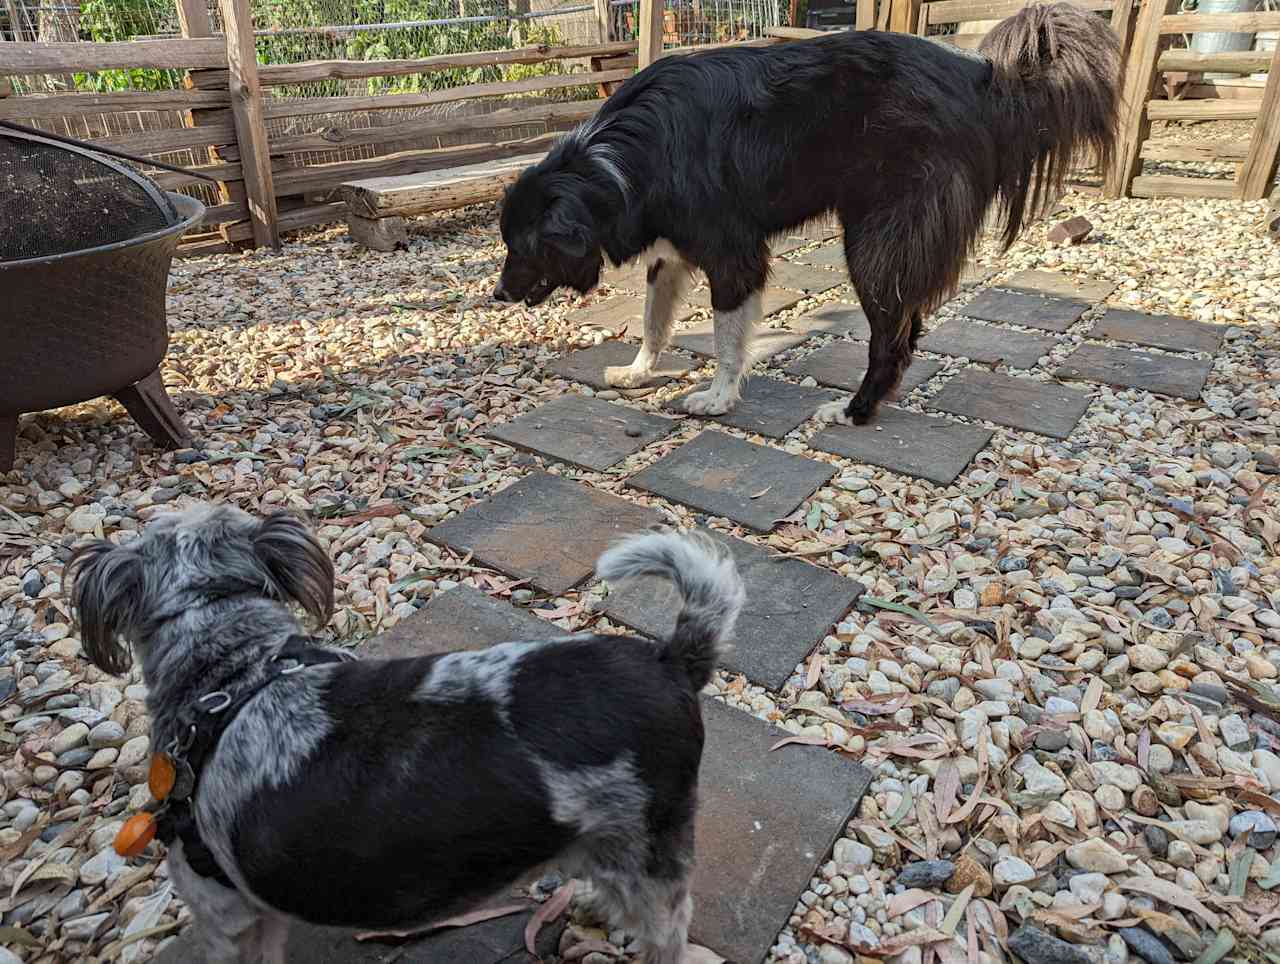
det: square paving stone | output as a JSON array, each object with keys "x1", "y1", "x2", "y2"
[
  {"x1": 601, "y1": 528, "x2": 864, "y2": 690},
  {"x1": 789, "y1": 304, "x2": 870, "y2": 340},
  {"x1": 784, "y1": 341, "x2": 943, "y2": 397},
  {"x1": 428, "y1": 472, "x2": 664, "y2": 594},
  {"x1": 600, "y1": 263, "x2": 647, "y2": 293},
  {"x1": 569, "y1": 294, "x2": 696, "y2": 336},
  {"x1": 1055, "y1": 343, "x2": 1213, "y2": 400},
  {"x1": 694, "y1": 698, "x2": 871, "y2": 964},
  {"x1": 927, "y1": 369, "x2": 1093, "y2": 440},
  {"x1": 365, "y1": 584, "x2": 560, "y2": 660},
  {"x1": 770, "y1": 234, "x2": 810, "y2": 255},
  {"x1": 768, "y1": 260, "x2": 845, "y2": 295},
  {"x1": 810, "y1": 407, "x2": 991, "y2": 485},
  {"x1": 962, "y1": 287, "x2": 1087, "y2": 333},
  {"x1": 668, "y1": 376, "x2": 838, "y2": 439},
  {"x1": 1091, "y1": 307, "x2": 1225, "y2": 354},
  {"x1": 487, "y1": 396, "x2": 676, "y2": 471},
  {"x1": 792, "y1": 243, "x2": 846, "y2": 269},
  {"x1": 1002, "y1": 268, "x2": 1116, "y2": 303},
  {"x1": 917, "y1": 318, "x2": 1059, "y2": 369},
  {"x1": 685, "y1": 287, "x2": 807, "y2": 318},
  {"x1": 547, "y1": 341, "x2": 693, "y2": 390},
  {"x1": 628, "y1": 431, "x2": 835, "y2": 532},
  {"x1": 672, "y1": 320, "x2": 810, "y2": 363}
]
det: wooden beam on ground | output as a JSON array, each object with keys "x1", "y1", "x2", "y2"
[
  {"x1": 1236, "y1": 42, "x2": 1280, "y2": 200},
  {"x1": 1104, "y1": 0, "x2": 1177, "y2": 199},
  {"x1": 638, "y1": 0, "x2": 665, "y2": 69},
  {"x1": 218, "y1": 0, "x2": 278, "y2": 248},
  {"x1": 222, "y1": 201, "x2": 344, "y2": 243},
  {"x1": 339, "y1": 153, "x2": 544, "y2": 219},
  {"x1": 0, "y1": 38, "x2": 225, "y2": 74},
  {"x1": 1130, "y1": 174, "x2": 1235, "y2": 198},
  {"x1": 1158, "y1": 49, "x2": 1271, "y2": 73}
]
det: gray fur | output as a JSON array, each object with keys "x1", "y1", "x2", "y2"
[
  {"x1": 65, "y1": 505, "x2": 726, "y2": 964},
  {"x1": 414, "y1": 639, "x2": 539, "y2": 718}
]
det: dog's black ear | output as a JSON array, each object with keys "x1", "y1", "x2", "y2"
[
  {"x1": 543, "y1": 196, "x2": 594, "y2": 259},
  {"x1": 67, "y1": 540, "x2": 142, "y2": 675},
  {"x1": 253, "y1": 512, "x2": 335, "y2": 628}
]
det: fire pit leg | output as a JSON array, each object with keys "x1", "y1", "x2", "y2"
[
  {"x1": 113, "y1": 369, "x2": 194, "y2": 453},
  {"x1": 0, "y1": 414, "x2": 16, "y2": 473}
]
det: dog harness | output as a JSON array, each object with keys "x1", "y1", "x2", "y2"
[{"x1": 114, "y1": 636, "x2": 350, "y2": 886}]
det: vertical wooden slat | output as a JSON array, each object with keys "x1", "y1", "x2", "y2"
[
  {"x1": 175, "y1": 0, "x2": 235, "y2": 221},
  {"x1": 175, "y1": 0, "x2": 211, "y2": 38},
  {"x1": 915, "y1": 1, "x2": 930, "y2": 36},
  {"x1": 638, "y1": 0, "x2": 664, "y2": 68},
  {"x1": 889, "y1": 0, "x2": 923, "y2": 33},
  {"x1": 856, "y1": 0, "x2": 876, "y2": 30},
  {"x1": 592, "y1": 0, "x2": 612, "y2": 42},
  {"x1": 1103, "y1": 0, "x2": 1175, "y2": 199},
  {"x1": 1109, "y1": 0, "x2": 1137, "y2": 70},
  {"x1": 217, "y1": 0, "x2": 278, "y2": 247},
  {"x1": 1235, "y1": 42, "x2": 1280, "y2": 200}
]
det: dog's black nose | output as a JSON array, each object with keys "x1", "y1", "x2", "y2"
[{"x1": 493, "y1": 284, "x2": 514, "y2": 302}]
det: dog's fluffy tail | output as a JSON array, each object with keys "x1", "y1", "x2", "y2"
[
  {"x1": 596, "y1": 531, "x2": 744, "y2": 691},
  {"x1": 979, "y1": 2, "x2": 1119, "y2": 249}
]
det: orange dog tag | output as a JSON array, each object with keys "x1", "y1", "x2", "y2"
[
  {"x1": 114, "y1": 812, "x2": 157, "y2": 857},
  {"x1": 149, "y1": 754, "x2": 177, "y2": 801}
]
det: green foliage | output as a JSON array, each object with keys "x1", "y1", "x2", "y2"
[{"x1": 76, "y1": 0, "x2": 184, "y2": 90}]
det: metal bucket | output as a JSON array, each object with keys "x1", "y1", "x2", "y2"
[{"x1": 1190, "y1": 0, "x2": 1261, "y2": 78}]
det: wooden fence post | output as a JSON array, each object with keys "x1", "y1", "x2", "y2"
[
  {"x1": 1236, "y1": 42, "x2": 1280, "y2": 200},
  {"x1": 218, "y1": 0, "x2": 279, "y2": 248},
  {"x1": 1103, "y1": 0, "x2": 1175, "y2": 199},
  {"x1": 638, "y1": 0, "x2": 664, "y2": 68},
  {"x1": 855, "y1": 0, "x2": 875, "y2": 29},
  {"x1": 889, "y1": 0, "x2": 922, "y2": 33},
  {"x1": 592, "y1": 0, "x2": 612, "y2": 42}
]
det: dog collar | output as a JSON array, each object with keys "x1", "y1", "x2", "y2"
[{"x1": 114, "y1": 635, "x2": 351, "y2": 883}]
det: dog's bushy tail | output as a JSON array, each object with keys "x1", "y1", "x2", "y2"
[
  {"x1": 596, "y1": 531, "x2": 744, "y2": 691},
  {"x1": 979, "y1": 2, "x2": 1120, "y2": 249}
]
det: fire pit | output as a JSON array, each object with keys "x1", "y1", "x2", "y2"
[{"x1": 0, "y1": 127, "x2": 204, "y2": 473}]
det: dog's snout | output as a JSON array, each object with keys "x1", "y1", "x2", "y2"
[{"x1": 493, "y1": 283, "x2": 514, "y2": 303}]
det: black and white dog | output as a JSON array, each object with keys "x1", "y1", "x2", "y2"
[
  {"x1": 495, "y1": 4, "x2": 1118, "y2": 422},
  {"x1": 68, "y1": 505, "x2": 743, "y2": 963}
]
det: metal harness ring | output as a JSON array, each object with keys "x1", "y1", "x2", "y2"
[{"x1": 198, "y1": 691, "x2": 232, "y2": 714}]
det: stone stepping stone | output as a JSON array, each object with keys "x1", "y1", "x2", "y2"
[
  {"x1": 672, "y1": 320, "x2": 809, "y2": 363},
  {"x1": 668, "y1": 376, "x2": 838, "y2": 439},
  {"x1": 918, "y1": 318, "x2": 1059, "y2": 369},
  {"x1": 810, "y1": 407, "x2": 991, "y2": 485},
  {"x1": 487, "y1": 396, "x2": 675, "y2": 471},
  {"x1": 927, "y1": 369, "x2": 1093, "y2": 440},
  {"x1": 602, "y1": 528, "x2": 864, "y2": 689},
  {"x1": 569, "y1": 294, "x2": 695, "y2": 336},
  {"x1": 1055, "y1": 344, "x2": 1212, "y2": 401},
  {"x1": 784, "y1": 341, "x2": 943, "y2": 397},
  {"x1": 1002, "y1": 268, "x2": 1116, "y2": 303},
  {"x1": 962, "y1": 287, "x2": 1087, "y2": 333},
  {"x1": 628, "y1": 430, "x2": 835, "y2": 532},
  {"x1": 366, "y1": 583, "x2": 560, "y2": 660},
  {"x1": 1091, "y1": 307, "x2": 1225, "y2": 354},
  {"x1": 694, "y1": 698, "x2": 871, "y2": 963},
  {"x1": 960, "y1": 263, "x2": 996, "y2": 288},
  {"x1": 685, "y1": 287, "x2": 806, "y2": 317},
  {"x1": 600, "y1": 263, "x2": 647, "y2": 294},
  {"x1": 547, "y1": 341, "x2": 692, "y2": 390},
  {"x1": 789, "y1": 303, "x2": 870, "y2": 340},
  {"x1": 768, "y1": 260, "x2": 845, "y2": 295},
  {"x1": 792, "y1": 242, "x2": 845, "y2": 269},
  {"x1": 770, "y1": 234, "x2": 811, "y2": 255},
  {"x1": 427, "y1": 472, "x2": 663, "y2": 594}
]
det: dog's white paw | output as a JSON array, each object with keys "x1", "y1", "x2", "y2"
[
  {"x1": 815, "y1": 399, "x2": 853, "y2": 425},
  {"x1": 604, "y1": 364, "x2": 653, "y2": 388},
  {"x1": 682, "y1": 387, "x2": 736, "y2": 416}
]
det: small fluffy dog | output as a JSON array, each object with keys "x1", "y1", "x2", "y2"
[
  {"x1": 68, "y1": 505, "x2": 744, "y2": 963},
  {"x1": 494, "y1": 4, "x2": 1118, "y2": 422}
]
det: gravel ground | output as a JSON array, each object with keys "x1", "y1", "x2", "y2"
[{"x1": 1, "y1": 161, "x2": 1279, "y2": 963}]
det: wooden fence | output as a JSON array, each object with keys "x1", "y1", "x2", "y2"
[
  {"x1": 2, "y1": 0, "x2": 1276, "y2": 249},
  {"x1": 1104, "y1": 2, "x2": 1280, "y2": 201}
]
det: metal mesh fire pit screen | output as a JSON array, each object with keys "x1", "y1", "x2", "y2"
[{"x1": 0, "y1": 127, "x2": 204, "y2": 473}]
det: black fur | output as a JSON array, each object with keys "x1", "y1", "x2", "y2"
[{"x1": 496, "y1": 4, "x2": 1118, "y2": 422}]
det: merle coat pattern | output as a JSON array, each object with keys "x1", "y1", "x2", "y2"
[{"x1": 495, "y1": 4, "x2": 1118, "y2": 422}]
